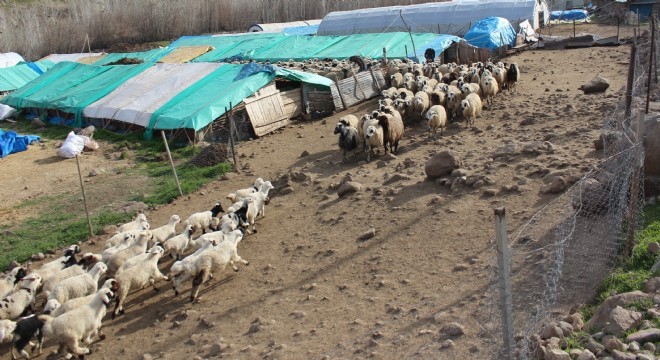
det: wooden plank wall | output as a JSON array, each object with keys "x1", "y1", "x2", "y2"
[
  {"x1": 244, "y1": 83, "x2": 290, "y2": 137},
  {"x1": 330, "y1": 67, "x2": 387, "y2": 111},
  {"x1": 280, "y1": 88, "x2": 303, "y2": 119},
  {"x1": 445, "y1": 42, "x2": 491, "y2": 64},
  {"x1": 302, "y1": 82, "x2": 335, "y2": 114}
]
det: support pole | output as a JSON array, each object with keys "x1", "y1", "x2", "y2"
[
  {"x1": 647, "y1": 15, "x2": 655, "y2": 115},
  {"x1": 382, "y1": 47, "x2": 387, "y2": 67},
  {"x1": 494, "y1": 207, "x2": 514, "y2": 360},
  {"x1": 617, "y1": 17, "x2": 621, "y2": 42},
  {"x1": 625, "y1": 111, "x2": 645, "y2": 258},
  {"x1": 399, "y1": 10, "x2": 417, "y2": 62},
  {"x1": 334, "y1": 79, "x2": 348, "y2": 110},
  {"x1": 160, "y1": 131, "x2": 183, "y2": 197},
  {"x1": 573, "y1": 19, "x2": 576, "y2": 38},
  {"x1": 625, "y1": 45, "x2": 637, "y2": 118},
  {"x1": 228, "y1": 103, "x2": 238, "y2": 168},
  {"x1": 75, "y1": 155, "x2": 94, "y2": 238}
]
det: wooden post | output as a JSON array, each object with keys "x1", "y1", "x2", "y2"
[
  {"x1": 617, "y1": 17, "x2": 621, "y2": 42},
  {"x1": 625, "y1": 111, "x2": 645, "y2": 258},
  {"x1": 647, "y1": 15, "x2": 655, "y2": 115},
  {"x1": 494, "y1": 207, "x2": 514, "y2": 360},
  {"x1": 353, "y1": 73, "x2": 367, "y2": 100},
  {"x1": 334, "y1": 79, "x2": 348, "y2": 110},
  {"x1": 405, "y1": 45, "x2": 408, "y2": 60},
  {"x1": 75, "y1": 155, "x2": 94, "y2": 238},
  {"x1": 382, "y1": 47, "x2": 387, "y2": 66},
  {"x1": 369, "y1": 67, "x2": 382, "y2": 93},
  {"x1": 160, "y1": 130, "x2": 183, "y2": 197},
  {"x1": 626, "y1": 45, "x2": 637, "y2": 118},
  {"x1": 638, "y1": 10, "x2": 641, "y2": 39},
  {"x1": 228, "y1": 103, "x2": 238, "y2": 168},
  {"x1": 573, "y1": 19, "x2": 576, "y2": 38}
]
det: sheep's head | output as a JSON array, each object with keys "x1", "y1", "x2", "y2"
[
  {"x1": 10, "y1": 267, "x2": 27, "y2": 285},
  {"x1": 123, "y1": 233, "x2": 136, "y2": 243},
  {"x1": 333, "y1": 123, "x2": 345, "y2": 135},
  {"x1": 210, "y1": 203, "x2": 225, "y2": 217},
  {"x1": 64, "y1": 245, "x2": 81, "y2": 257},
  {"x1": 170, "y1": 215, "x2": 181, "y2": 224},
  {"x1": 92, "y1": 262, "x2": 108, "y2": 276},
  {"x1": 441, "y1": 84, "x2": 449, "y2": 93},
  {"x1": 148, "y1": 245, "x2": 165, "y2": 257},
  {"x1": 366, "y1": 125, "x2": 378, "y2": 139},
  {"x1": 43, "y1": 299, "x2": 61, "y2": 315},
  {"x1": 138, "y1": 221, "x2": 150, "y2": 230},
  {"x1": 98, "y1": 288, "x2": 115, "y2": 308},
  {"x1": 136, "y1": 213, "x2": 148, "y2": 223},
  {"x1": 371, "y1": 110, "x2": 380, "y2": 119},
  {"x1": 185, "y1": 224, "x2": 194, "y2": 236},
  {"x1": 262, "y1": 181, "x2": 275, "y2": 192},
  {"x1": 18, "y1": 273, "x2": 41, "y2": 291},
  {"x1": 102, "y1": 278, "x2": 120, "y2": 293},
  {"x1": 461, "y1": 100, "x2": 470, "y2": 110}
]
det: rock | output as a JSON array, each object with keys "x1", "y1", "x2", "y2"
[
  {"x1": 648, "y1": 242, "x2": 660, "y2": 254},
  {"x1": 493, "y1": 143, "x2": 521, "y2": 158},
  {"x1": 580, "y1": 76, "x2": 610, "y2": 94},
  {"x1": 382, "y1": 153, "x2": 398, "y2": 161},
  {"x1": 625, "y1": 328, "x2": 660, "y2": 344},
  {"x1": 358, "y1": 228, "x2": 376, "y2": 241},
  {"x1": 440, "y1": 322, "x2": 465, "y2": 337},
  {"x1": 31, "y1": 118, "x2": 45, "y2": 128},
  {"x1": 520, "y1": 117, "x2": 536, "y2": 126},
  {"x1": 541, "y1": 324, "x2": 565, "y2": 340},
  {"x1": 384, "y1": 173, "x2": 412, "y2": 185},
  {"x1": 337, "y1": 181, "x2": 362, "y2": 197},
  {"x1": 77, "y1": 125, "x2": 95, "y2": 138},
  {"x1": 115, "y1": 201, "x2": 148, "y2": 214},
  {"x1": 584, "y1": 337, "x2": 604, "y2": 356},
  {"x1": 610, "y1": 350, "x2": 636, "y2": 360},
  {"x1": 207, "y1": 342, "x2": 224, "y2": 357},
  {"x1": 564, "y1": 313, "x2": 584, "y2": 331},
  {"x1": 300, "y1": 150, "x2": 310, "y2": 158},
  {"x1": 642, "y1": 342, "x2": 656, "y2": 352},
  {"x1": 31, "y1": 253, "x2": 45, "y2": 261},
  {"x1": 541, "y1": 177, "x2": 566, "y2": 194},
  {"x1": 142, "y1": 354, "x2": 153, "y2": 360},
  {"x1": 571, "y1": 178, "x2": 608, "y2": 214},
  {"x1": 221, "y1": 172, "x2": 236, "y2": 180},
  {"x1": 545, "y1": 337, "x2": 562, "y2": 350},
  {"x1": 555, "y1": 321, "x2": 574, "y2": 337},
  {"x1": 102, "y1": 225, "x2": 117, "y2": 235},
  {"x1": 586, "y1": 300, "x2": 644, "y2": 336},
  {"x1": 279, "y1": 186, "x2": 294, "y2": 196},
  {"x1": 88, "y1": 169, "x2": 100, "y2": 177},
  {"x1": 577, "y1": 349, "x2": 596, "y2": 360},
  {"x1": 522, "y1": 141, "x2": 548, "y2": 155},
  {"x1": 602, "y1": 335, "x2": 626, "y2": 352},
  {"x1": 482, "y1": 188, "x2": 497, "y2": 197},
  {"x1": 450, "y1": 168, "x2": 468, "y2": 177},
  {"x1": 644, "y1": 277, "x2": 660, "y2": 293},
  {"x1": 439, "y1": 340, "x2": 454, "y2": 349},
  {"x1": 637, "y1": 352, "x2": 655, "y2": 360},
  {"x1": 647, "y1": 308, "x2": 660, "y2": 318},
  {"x1": 472, "y1": 180, "x2": 485, "y2": 189},
  {"x1": 627, "y1": 341, "x2": 640, "y2": 352},
  {"x1": 425, "y1": 150, "x2": 462, "y2": 179},
  {"x1": 569, "y1": 349, "x2": 582, "y2": 359},
  {"x1": 545, "y1": 349, "x2": 570, "y2": 360}
]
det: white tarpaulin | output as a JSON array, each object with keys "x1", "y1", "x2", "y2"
[
  {"x1": 247, "y1": 20, "x2": 322, "y2": 33},
  {"x1": 0, "y1": 52, "x2": 25, "y2": 68},
  {"x1": 317, "y1": 0, "x2": 550, "y2": 37},
  {"x1": 40, "y1": 53, "x2": 105, "y2": 64},
  {"x1": 83, "y1": 63, "x2": 223, "y2": 127}
]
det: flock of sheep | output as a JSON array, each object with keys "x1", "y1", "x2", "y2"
[
  {"x1": 0, "y1": 177, "x2": 274, "y2": 359},
  {"x1": 334, "y1": 59, "x2": 521, "y2": 161}
]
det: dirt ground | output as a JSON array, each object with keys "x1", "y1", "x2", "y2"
[{"x1": 0, "y1": 23, "x2": 643, "y2": 360}]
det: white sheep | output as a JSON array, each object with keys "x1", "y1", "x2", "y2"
[
  {"x1": 33, "y1": 245, "x2": 80, "y2": 284},
  {"x1": 112, "y1": 247, "x2": 168, "y2": 319},
  {"x1": 480, "y1": 75, "x2": 499, "y2": 106},
  {"x1": 461, "y1": 83, "x2": 481, "y2": 97},
  {"x1": 339, "y1": 114, "x2": 359, "y2": 129},
  {"x1": 412, "y1": 91, "x2": 430, "y2": 121},
  {"x1": 445, "y1": 90, "x2": 463, "y2": 121},
  {"x1": 0, "y1": 319, "x2": 16, "y2": 343},
  {"x1": 45, "y1": 279, "x2": 119, "y2": 318},
  {"x1": 171, "y1": 230, "x2": 248, "y2": 302},
  {"x1": 492, "y1": 66, "x2": 507, "y2": 87},
  {"x1": 106, "y1": 231, "x2": 152, "y2": 274},
  {"x1": 102, "y1": 232, "x2": 138, "y2": 263},
  {"x1": 42, "y1": 265, "x2": 86, "y2": 299},
  {"x1": 184, "y1": 203, "x2": 225, "y2": 234},
  {"x1": 148, "y1": 214, "x2": 181, "y2": 248},
  {"x1": 0, "y1": 267, "x2": 27, "y2": 299},
  {"x1": 461, "y1": 93, "x2": 483, "y2": 128},
  {"x1": 0, "y1": 274, "x2": 41, "y2": 320},
  {"x1": 381, "y1": 87, "x2": 398, "y2": 100},
  {"x1": 47, "y1": 262, "x2": 107, "y2": 306},
  {"x1": 104, "y1": 227, "x2": 148, "y2": 249},
  {"x1": 365, "y1": 123, "x2": 384, "y2": 162},
  {"x1": 42, "y1": 288, "x2": 115, "y2": 359},
  {"x1": 163, "y1": 225, "x2": 194, "y2": 261},
  {"x1": 390, "y1": 73, "x2": 403, "y2": 88},
  {"x1": 116, "y1": 213, "x2": 148, "y2": 233},
  {"x1": 426, "y1": 105, "x2": 447, "y2": 139},
  {"x1": 226, "y1": 178, "x2": 265, "y2": 202}
]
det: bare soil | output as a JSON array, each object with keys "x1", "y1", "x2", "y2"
[{"x1": 0, "y1": 23, "x2": 641, "y2": 360}]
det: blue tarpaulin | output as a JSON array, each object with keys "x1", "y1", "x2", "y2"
[
  {"x1": 550, "y1": 10, "x2": 589, "y2": 21},
  {"x1": 464, "y1": 17, "x2": 516, "y2": 51},
  {"x1": 282, "y1": 25, "x2": 319, "y2": 36},
  {"x1": 409, "y1": 34, "x2": 462, "y2": 62},
  {"x1": 0, "y1": 128, "x2": 40, "y2": 158}
]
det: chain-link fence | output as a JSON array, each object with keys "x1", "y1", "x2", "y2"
[{"x1": 481, "y1": 20, "x2": 655, "y2": 360}]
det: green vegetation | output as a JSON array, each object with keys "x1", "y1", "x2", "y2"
[{"x1": 0, "y1": 120, "x2": 230, "y2": 270}]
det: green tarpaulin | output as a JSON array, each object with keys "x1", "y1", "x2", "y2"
[
  {"x1": 93, "y1": 48, "x2": 172, "y2": 65},
  {"x1": 0, "y1": 60, "x2": 55, "y2": 92}
]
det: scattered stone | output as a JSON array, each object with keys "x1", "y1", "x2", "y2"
[
  {"x1": 440, "y1": 322, "x2": 465, "y2": 337},
  {"x1": 31, "y1": 253, "x2": 45, "y2": 261},
  {"x1": 453, "y1": 264, "x2": 469, "y2": 272},
  {"x1": 482, "y1": 188, "x2": 497, "y2": 197},
  {"x1": 472, "y1": 180, "x2": 485, "y2": 189},
  {"x1": 569, "y1": 349, "x2": 582, "y2": 359},
  {"x1": 221, "y1": 172, "x2": 236, "y2": 180},
  {"x1": 643, "y1": 277, "x2": 660, "y2": 293},
  {"x1": 358, "y1": 228, "x2": 376, "y2": 241},
  {"x1": 580, "y1": 76, "x2": 610, "y2": 94},
  {"x1": 642, "y1": 342, "x2": 656, "y2": 352},
  {"x1": 648, "y1": 242, "x2": 660, "y2": 254},
  {"x1": 545, "y1": 349, "x2": 570, "y2": 360},
  {"x1": 602, "y1": 335, "x2": 626, "y2": 352},
  {"x1": 625, "y1": 328, "x2": 660, "y2": 344},
  {"x1": 564, "y1": 313, "x2": 584, "y2": 331},
  {"x1": 115, "y1": 201, "x2": 148, "y2": 214},
  {"x1": 88, "y1": 169, "x2": 100, "y2": 177},
  {"x1": 577, "y1": 349, "x2": 596, "y2": 360},
  {"x1": 142, "y1": 354, "x2": 153, "y2": 360},
  {"x1": 439, "y1": 340, "x2": 454, "y2": 349},
  {"x1": 541, "y1": 324, "x2": 564, "y2": 340},
  {"x1": 384, "y1": 173, "x2": 412, "y2": 185},
  {"x1": 610, "y1": 349, "x2": 635, "y2": 360},
  {"x1": 586, "y1": 303, "x2": 643, "y2": 336},
  {"x1": 584, "y1": 337, "x2": 604, "y2": 356},
  {"x1": 541, "y1": 177, "x2": 566, "y2": 194},
  {"x1": 424, "y1": 150, "x2": 462, "y2": 179},
  {"x1": 627, "y1": 341, "x2": 640, "y2": 352},
  {"x1": 382, "y1": 153, "x2": 398, "y2": 161},
  {"x1": 279, "y1": 186, "x2": 294, "y2": 196},
  {"x1": 300, "y1": 150, "x2": 310, "y2": 158},
  {"x1": 555, "y1": 321, "x2": 574, "y2": 337},
  {"x1": 520, "y1": 117, "x2": 536, "y2": 126},
  {"x1": 208, "y1": 342, "x2": 223, "y2": 357},
  {"x1": 450, "y1": 168, "x2": 468, "y2": 177},
  {"x1": 492, "y1": 143, "x2": 521, "y2": 158},
  {"x1": 337, "y1": 181, "x2": 362, "y2": 197}
]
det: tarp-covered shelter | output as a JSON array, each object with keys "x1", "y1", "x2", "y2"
[
  {"x1": 317, "y1": 0, "x2": 550, "y2": 37},
  {"x1": 549, "y1": 9, "x2": 589, "y2": 21},
  {"x1": 464, "y1": 17, "x2": 517, "y2": 51},
  {"x1": 0, "y1": 60, "x2": 55, "y2": 92},
  {"x1": 0, "y1": 52, "x2": 25, "y2": 68},
  {"x1": 247, "y1": 20, "x2": 322, "y2": 33},
  {"x1": 93, "y1": 48, "x2": 172, "y2": 65},
  {"x1": 39, "y1": 53, "x2": 106, "y2": 64}
]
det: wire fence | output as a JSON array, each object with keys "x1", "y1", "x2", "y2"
[{"x1": 479, "y1": 20, "x2": 654, "y2": 360}]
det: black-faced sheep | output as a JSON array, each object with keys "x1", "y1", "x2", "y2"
[
  {"x1": 506, "y1": 63, "x2": 520, "y2": 91},
  {"x1": 0, "y1": 267, "x2": 27, "y2": 299},
  {"x1": 334, "y1": 123, "x2": 359, "y2": 162},
  {"x1": 184, "y1": 203, "x2": 225, "y2": 234},
  {"x1": 0, "y1": 274, "x2": 41, "y2": 321}
]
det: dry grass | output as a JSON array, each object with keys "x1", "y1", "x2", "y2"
[{"x1": 0, "y1": 0, "x2": 449, "y2": 60}]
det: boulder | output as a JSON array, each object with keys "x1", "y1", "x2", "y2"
[
  {"x1": 579, "y1": 76, "x2": 610, "y2": 94},
  {"x1": 586, "y1": 292, "x2": 651, "y2": 332},
  {"x1": 643, "y1": 277, "x2": 660, "y2": 293},
  {"x1": 590, "y1": 306, "x2": 643, "y2": 336},
  {"x1": 571, "y1": 178, "x2": 608, "y2": 214},
  {"x1": 564, "y1": 313, "x2": 584, "y2": 331},
  {"x1": 584, "y1": 337, "x2": 604, "y2": 356},
  {"x1": 602, "y1": 335, "x2": 626, "y2": 352},
  {"x1": 425, "y1": 150, "x2": 462, "y2": 179},
  {"x1": 576, "y1": 349, "x2": 596, "y2": 360},
  {"x1": 611, "y1": 350, "x2": 636, "y2": 360},
  {"x1": 544, "y1": 349, "x2": 570, "y2": 360},
  {"x1": 540, "y1": 324, "x2": 565, "y2": 340},
  {"x1": 492, "y1": 142, "x2": 521, "y2": 158},
  {"x1": 358, "y1": 228, "x2": 376, "y2": 241},
  {"x1": 541, "y1": 177, "x2": 566, "y2": 194},
  {"x1": 337, "y1": 181, "x2": 362, "y2": 197},
  {"x1": 555, "y1": 321, "x2": 574, "y2": 337},
  {"x1": 625, "y1": 328, "x2": 660, "y2": 344}
]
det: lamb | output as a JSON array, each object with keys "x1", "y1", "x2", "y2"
[
  {"x1": 412, "y1": 91, "x2": 430, "y2": 121},
  {"x1": 492, "y1": 66, "x2": 507, "y2": 87},
  {"x1": 116, "y1": 243, "x2": 164, "y2": 274},
  {"x1": 364, "y1": 124, "x2": 384, "y2": 162},
  {"x1": 480, "y1": 75, "x2": 499, "y2": 106},
  {"x1": 104, "y1": 228, "x2": 147, "y2": 249},
  {"x1": 163, "y1": 225, "x2": 194, "y2": 260},
  {"x1": 184, "y1": 203, "x2": 225, "y2": 234},
  {"x1": 338, "y1": 114, "x2": 359, "y2": 129},
  {"x1": 0, "y1": 274, "x2": 41, "y2": 321},
  {"x1": 461, "y1": 83, "x2": 481, "y2": 97},
  {"x1": 34, "y1": 245, "x2": 80, "y2": 284},
  {"x1": 171, "y1": 230, "x2": 248, "y2": 302},
  {"x1": 105, "y1": 231, "x2": 152, "y2": 274},
  {"x1": 117, "y1": 213, "x2": 148, "y2": 233},
  {"x1": 47, "y1": 262, "x2": 107, "y2": 306},
  {"x1": 42, "y1": 288, "x2": 116, "y2": 359},
  {"x1": 148, "y1": 214, "x2": 181, "y2": 247},
  {"x1": 226, "y1": 178, "x2": 264, "y2": 202},
  {"x1": 0, "y1": 267, "x2": 27, "y2": 299},
  {"x1": 445, "y1": 91, "x2": 463, "y2": 122},
  {"x1": 42, "y1": 253, "x2": 101, "y2": 296},
  {"x1": 506, "y1": 63, "x2": 520, "y2": 91},
  {"x1": 334, "y1": 123, "x2": 359, "y2": 162},
  {"x1": 102, "y1": 232, "x2": 139, "y2": 263},
  {"x1": 377, "y1": 113, "x2": 404, "y2": 154},
  {"x1": 461, "y1": 93, "x2": 483, "y2": 128},
  {"x1": 45, "y1": 279, "x2": 119, "y2": 318},
  {"x1": 112, "y1": 246, "x2": 168, "y2": 319},
  {"x1": 466, "y1": 68, "x2": 480, "y2": 84},
  {"x1": 0, "y1": 319, "x2": 16, "y2": 344},
  {"x1": 426, "y1": 105, "x2": 448, "y2": 139},
  {"x1": 10, "y1": 314, "x2": 53, "y2": 359}
]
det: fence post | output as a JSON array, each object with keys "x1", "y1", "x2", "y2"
[
  {"x1": 228, "y1": 103, "x2": 238, "y2": 168},
  {"x1": 573, "y1": 19, "x2": 576, "y2": 38},
  {"x1": 334, "y1": 79, "x2": 348, "y2": 110},
  {"x1": 626, "y1": 45, "x2": 637, "y2": 118},
  {"x1": 160, "y1": 131, "x2": 183, "y2": 197},
  {"x1": 382, "y1": 47, "x2": 387, "y2": 66},
  {"x1": 75, "y1": 155, "x2": 94, "y2": 238},
  {"x1": 494, "y1": 207, "x2": 514, "y2": 360},
  {"x1": 647, "y1": 15, "x2": 655, "y2": 115},
  {"x1": 625, "y1": 110, "x2": 645, "y2": 258}
]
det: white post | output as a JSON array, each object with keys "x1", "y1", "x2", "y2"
[
  {"x1": 494, "y1": 207, "x2": 514, "y2": 359},
  {"x1": 161, "y1": 130, "x2": 183, "y2": 197}
]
